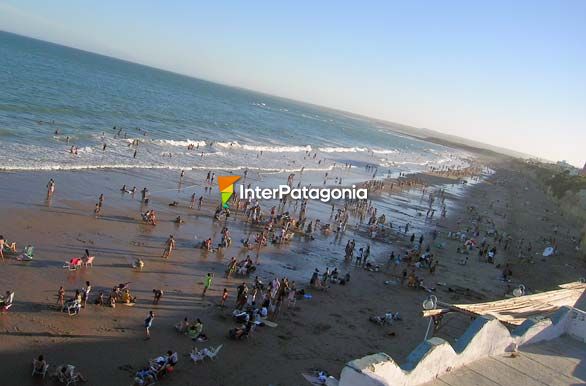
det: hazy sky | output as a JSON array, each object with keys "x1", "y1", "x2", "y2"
[{"x1": 1, "y1": 0, "x2": 584, "y2": 166}]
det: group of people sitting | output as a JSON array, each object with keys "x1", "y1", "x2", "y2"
[
  {"x1": 225, "y1": 255, "x2": 256, "y2": 277},
  {"x1": 64, "y1": 249, "x2": 94, "y2": 270},
  {"x1": 93, "y1": 283, "x2": 136, "y2": 308},
  {"x1": 0, "y1": 235, "x2": 17, "y2": 257},
  {"x1": 62, "y1": 290, "x2": 83, "y2": 315},
  {"x1": 133, "y1": 351, "x2": 178, "y2": 386},
  {"x1": 33, "y1": 355, "x2": 87, "y2": 384},
  {"x1": 200, "y1": 238, "x2": 214, "y2": 251},
  {"x1": 369, "y1": 311, "x2": 402, "y2": 326},
  {"x1": 241, "y1": 232, "x2": 267, "y2": 250},
  {"x1": 229, "y1": 319, "x2": 254, "y2": 340},
  {"x1": 132, "y1": 258, "x2": 145, "y2": 270},
  {"x1": 175, "y1": 317, "x2": 208, "y2": 341},
  {"x1": 0, "y1": 236, "x2": 35, "y2": 262},
  {"x1": 141, "y1": 210, "x2": 157, "y2": 225},
  {"x1": 270, "y1": 227, "x2": 294, "y2": 244},
  {"x1": 310, "y1": 267, "x2": 350, "y2": 290}
]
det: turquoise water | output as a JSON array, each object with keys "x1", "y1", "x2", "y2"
[{"x1": 0, "y1": 31, "x2": 464, "y2": 173}]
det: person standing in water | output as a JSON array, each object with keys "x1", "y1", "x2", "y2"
[
  {"x1": 46, "y1": 179, "x2": 56, "y2": 197},
  {"x1": 190, "y1": 193, "x2": 196, "y2": 209}
]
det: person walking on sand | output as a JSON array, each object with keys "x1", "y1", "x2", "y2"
[
  {"x1": 144, "y1": 311, "x2": 155, "y2": 339},
  {"x1": 162, "y1": 235, "x2": 175, "y2": 258},
  {"x1": 94, "y1": 203, "x2": 101, "y2": 218},
  {"x1": 152, "y1": 289, "x2": 163, "y2": 304},
  {"x1": 57, "y1": 286, "x2": 65, "y2": 309},
  {"x1": 82, "y1": 281, "x2": 91, "y2": 308},
  {"x1": 220, "y1": 288, "x2": 228, "y2": 307},
  {"x1": 202, "y1": 273, "x2": 213, "y2": 296}
]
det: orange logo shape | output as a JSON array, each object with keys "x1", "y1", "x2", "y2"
[{"x1": 217, "y1": 175, "x2": 241, "y2": 208}]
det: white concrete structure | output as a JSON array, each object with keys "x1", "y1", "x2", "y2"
[{"x1": 329, "y1": 306, "x2": 585, "y2": 386}]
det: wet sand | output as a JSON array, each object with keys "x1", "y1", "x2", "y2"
[{"x1": 0, "y1": 160, "x2": 583, "y2": 386}]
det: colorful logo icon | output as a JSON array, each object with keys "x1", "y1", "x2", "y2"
[{"x1": 217, "y1": 176, "x2": 241, "y2": 208}]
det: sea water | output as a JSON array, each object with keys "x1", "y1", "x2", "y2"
[{"x1": 0, "y1": 31, "x2": 468, "y2": 175}]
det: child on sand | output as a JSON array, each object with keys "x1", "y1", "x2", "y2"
[{"x1": 220, "y1": 288, "x2": 228, "y2": 307}]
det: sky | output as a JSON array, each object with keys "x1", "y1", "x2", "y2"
[{"x1": 0, "y1": 0, "x2": 584, "y2": 167}]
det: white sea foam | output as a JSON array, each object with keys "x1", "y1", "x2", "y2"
[
  {"x1": 155, "y1": 139, "x2": 207, "y2": 147},
  {"x1": 372, "y1": 149, "x2": 399, "y2": 154},
  {"x1": 0, "y1": 163, "x2": 334, "y2": 173},
  {"x1": 215, "y1": 141, "x2": 312, "y2": 153},
  {"x1": 318, "y1": 146, "x2": 368, "y2": 153}
]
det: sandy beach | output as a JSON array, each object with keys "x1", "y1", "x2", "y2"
[{"x1": 0, "y1": 155, "x2": 583, "y2": 386}]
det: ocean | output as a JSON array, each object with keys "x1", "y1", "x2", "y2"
[{"x1": 0, "y1": 31, "x2": 468, "y2": 176}]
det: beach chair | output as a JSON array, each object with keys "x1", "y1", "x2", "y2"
[
  {"x1": 205, "y1": 344, "x2": 222, "y2": 361},
  {"x1": 57, "y1": 371, "x2": 80, "y2": 386},
  {"x1": 190, "y1": 348, "x2": 206, "y2": 363},
  {"x1": 1, "y1": 292, "x2": 14, "y2": 312},
  {"x1": 63, "y1": 258, "x2": 82, "y2": 271},
  {"x1": 65, "y1": 301, "x2": 81, "y2": 316},
  {"x1": 32, "y1": 359, "x2": 49, "y2": 378},
  {"x1": 83, "y1": 256, "x2": 95, "y2": 267}
]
